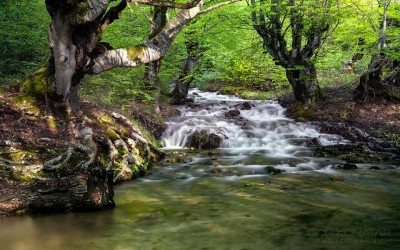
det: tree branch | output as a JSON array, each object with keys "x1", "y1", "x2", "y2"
[
  {"x1": 199, "y1": 0, "x2": 241, "y2": 14},
  {"x1": 69, "y1": 0, "x2": 113, "y2": 25},
  {"x1": 99, "y1": 0, "x2": 128, "y2": 34},
  {"x1": 130, "y1": 0, "x2": 202, "y2": 9}
]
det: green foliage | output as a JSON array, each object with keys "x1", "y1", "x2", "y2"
[
  {"x1": 0, "y1": 0, "x2": 50, "y2": 85},
  {"x1": 80, "y1": 67, "x2": 154, "y2": 108}
]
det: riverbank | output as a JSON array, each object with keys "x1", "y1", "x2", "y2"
[
  {"x1": 283, "y1": 86, "x2": 400, "y2": 165},
  {"x1": 1, "y1": 84, "x2": 399, "y2": 217},
  {"x1": 0, "y1": 89, "x2": 164, "y2": 217}
]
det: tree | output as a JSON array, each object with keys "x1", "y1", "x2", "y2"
[
  {"x1": 354, "y1": 0, "x2": 400, "y2": 100},
  {"x1": 143, "y1": 6, "x2": 169, "y2": 113},
  {"x1": 249, "y1": 0, "x2": 339, "y2": 108},
  {"x1": 22, "y1": 0, "x2": 240, "y2": 114},
  {"x1": 170, "y1": 26, "x2": 202, "y2": 104}
]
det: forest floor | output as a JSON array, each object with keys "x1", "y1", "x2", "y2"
[{"x1": 283, "y1": 86, "x2": 400, "y2": 164}]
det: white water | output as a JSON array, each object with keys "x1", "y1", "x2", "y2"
[{"x1": 162, "y1": 89, "x2": 348, "y2": 158}]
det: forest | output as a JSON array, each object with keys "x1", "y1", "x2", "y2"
[{"x1": 0, "y1": 0, "x2": 400, "y2": 249}]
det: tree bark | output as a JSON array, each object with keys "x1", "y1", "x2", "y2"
[
  {"x1": 249, "y1": 0, "x2": 332, "y2": 107},
  {"x1": 354, "y1": 0, "x2": 396, "y2": 101},
  {"x1": 21, "y1": 0, "x2": 239, "y2": 115},
  {"x1": 171, "y1": 35, "x2": 200, "y2": 104},
  {"x1": 285, "y1": 63, "x2": 321, "y2": 105},
  {"x1": 143, "y1": 7, "x2": 169, "y2": 113}
]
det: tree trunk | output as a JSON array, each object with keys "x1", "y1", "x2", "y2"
[
  {"x1": 143, "y1": 7, "x2": 169, "y2": 113},
  {"x1": 354, "y1": 54, "x2": 387, "y2": 100},
  {"x1": 384, "y1": 68, "x2": 400, "y2": 86},
  {"x1": 285, "y1": 63, "x2": 321, "y2": 106},
  {"x1": 171, "y1": 38, "x2": 200, "y2": 104},
  {"x1": 143, "y1": 59, "x2": 162, "y2": 113}
]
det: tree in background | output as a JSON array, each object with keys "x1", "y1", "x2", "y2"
[
  {"x1": 143, "y1": 6, "x2": 169, "y2": 113},
  {"x1": 21, "y1": 0, "x2": 239, "y2": 115},
  {"x1": 170, "y1": 26, "x2": 202, "y2": 104},
  {"x1": 249, "y1": 0, "x2": 340, "y2": 108},
  {"x1": 354, "y1": 0, "x2": 400, "y2": 100}
]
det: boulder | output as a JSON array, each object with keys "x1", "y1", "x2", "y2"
[
  {"x1": 237, "y1": 102, "x2": 254, "y2": 110},
  {"x1": 185, "y1": 130, "x2": 222, "y2": 149},
  {"x1": 225, "y1": 109, "x2": 240, "y2": 118},
  {"x1": 335, "y1": 163, "x2": 358, "y2": 170}
]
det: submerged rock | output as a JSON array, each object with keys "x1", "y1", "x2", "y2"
[
  {"x1": 369, "y1": 166, "x2": 381, "y2": 170},
  {"x1": 265, "y1": 166, "x2": 282, "y2": 174},
  {"x1": 329, "y1": 175, "x2": 340, "y2": 181},
  {"x1": 185, "y1": 130, "x2": 222, "y2": 149},
  {"x1": 225, "y1": 109, "x2": 241, "y2": 118},
  {"x1": 237, "y1": 101, "x2": 254, "y2": 110},
  {"x1": 335, "y1": 163, "x2": 358, "y2": 170},
  {"x1": 211, "y1": 168, "x2": 222, "y2": 174}
]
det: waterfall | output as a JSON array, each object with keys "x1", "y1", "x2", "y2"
[{"x1": 162, "y1": 89, "x2": 348, "y2": 157}]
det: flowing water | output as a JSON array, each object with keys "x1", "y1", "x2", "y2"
[{"x1": 1, "y1": 90, "x2": 399, "y2": 250}]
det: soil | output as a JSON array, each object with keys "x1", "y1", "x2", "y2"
[{"x1": 282, "y1": 86, "x2": 400, "y2": 164}]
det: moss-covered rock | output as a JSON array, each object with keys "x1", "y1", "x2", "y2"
[
  {"x1": 185, "y1": 130, "x2": 222, "y2": 149},
  {"x1": 265, "y1": 166, "x2": 282, "y2": 174},
  {"x1": 21, "y1": 67, "x2": 54, "y2": 100}
]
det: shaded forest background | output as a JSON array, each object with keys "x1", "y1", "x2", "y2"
[{"x1": 0, "y1": 0, "x2": 399, "y2": 109}]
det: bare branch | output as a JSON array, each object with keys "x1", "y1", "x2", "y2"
[
  {"x1": 133, "y1": 2, "x2": 154, "y2": 25},
  {"x1": 99, "y1": 0, "x2": 128, "y2": 34},
  {"x1": 130, "y1": 0, "x2": 202, "y2": 9},
  {"x1": 199, "y1": 0, "x2": 241, "y2": 14}
]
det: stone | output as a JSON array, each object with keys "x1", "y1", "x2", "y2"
[
  {"x1": 265, "y1": 166, "x2": 282, "y2": 174},
  {"x1": 185, "y1": 130, "x2": 222, "y2": 149},
  {"x1": 237, "y1": 102, "x2": 254, "y2": 110},
  {"x1": 369, "y1": 166, "x2": 381, "y2": 170},
  {"x1": 225, "y1": 109, "x2": 240, "y2": 118},
  {"x1": 336, "y1": 163, "x2": 358, "y2": 170},
  {"x1": 211, "y1": 168, "x2": 222, "y2": 174},
  {"x1": 329, "y1": 175, "x2": 340, "y2": 181}
]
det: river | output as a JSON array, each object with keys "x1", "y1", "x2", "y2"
[{"x1": 0, "y1": 90, "x2": 399, "y2": 250}]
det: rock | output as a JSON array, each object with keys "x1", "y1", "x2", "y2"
[
  {"x1": 29, "y1": 169, "x2": 115, "y2": 213},
  {"x1": 336, "y1": 163, "x2": 358, "y2": 170},
  {"x1": 237, "y1": 102, "x2": 254, "y2": 110},
  {"x1": 329, "y1": 175, "x2": 340, "y2": 181},
  {"x1": 211, "y1": 168, "x2": 222, "y2": 174},
  {"x1": 192, "y1": 92, "x2": 199, "y2": 96},
  {"x1": 265, "y1": 166, "x2": 282, "y2": 174},
  {"x1": 225, "y1": 109, "x2": 241, "y2": 118},
  {"x1": 185, "y1": 130, "x2": 222, "y2": 149},
  {"x1": 207, "y1": 151, "x2": 220, "y2": 157},
  {"x1": 369, "y1": 166, "x2": 381, "y2": 170}
]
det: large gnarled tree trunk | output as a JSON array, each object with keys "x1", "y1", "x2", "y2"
[
  {"x1": 22, "y1": 0, "x2": 240, "y2": 115},
  {"x1": 285, "y1": 63, "x2": 320, "y2": 105},
  {"x1": 249, "y1": 0, "x2": 336, "y2": 108},
  {"x1": 354, "y1": 0, "x2": 400, "y2": 101}
]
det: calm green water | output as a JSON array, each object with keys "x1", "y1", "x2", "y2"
[{"x1": 1, "y1": 150, "x2": 399, "y2": 250}]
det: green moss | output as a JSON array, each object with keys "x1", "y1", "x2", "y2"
[
  {"x1": 107, "y1": 128, "x2": 120, "y2": 141},
  {"x1": 11, "y1": 95, "x2": 41, "y2": 116},
  {"x1": 126, "y1": 45, "x2": 146, "y2": 62},
  {"x1": 46, "y1": 116, "x2": 57, "y2": 129},
  {"x1": 15, "y1": 210, "x2": 26, "y2": 215},
  {"x1": 76, "y1": 1, "x2": 90, "y2": 16},
  {"x1": 100, "y1": 115, "x2": 115, "y2": 125},
  {"x1": 21, "y1": 67, "x2": 54, "y2": 100},
  {"x1": 290, "y1": 101, "x2": 317, "y2": 121}
]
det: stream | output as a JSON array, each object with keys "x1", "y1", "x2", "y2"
[{"x1": 1, "y1": 90, "x2": 399, "y2": 250}]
